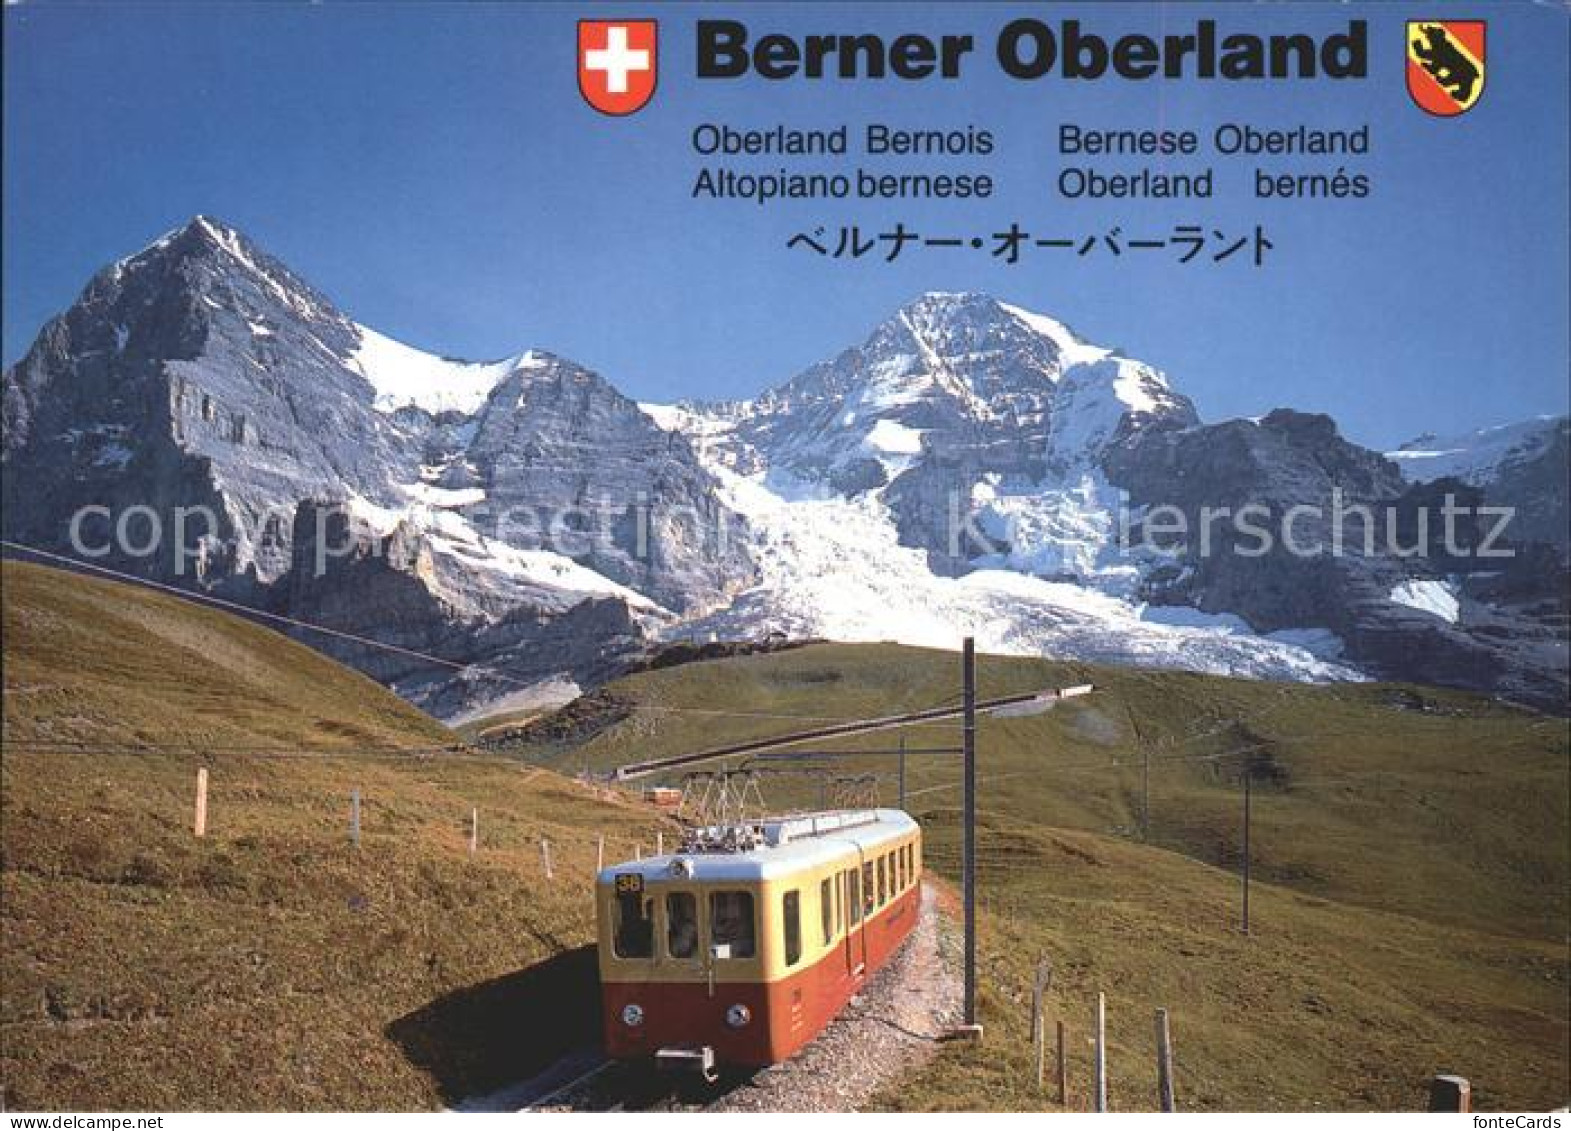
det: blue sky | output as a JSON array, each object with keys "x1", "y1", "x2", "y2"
[{"x1": 3, "y1": 2, "x2": 1567, "y2": 449}]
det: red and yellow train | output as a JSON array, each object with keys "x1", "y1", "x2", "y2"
[{"x1": 595, "y1": 808, "x2": 922, "y2": 1079}]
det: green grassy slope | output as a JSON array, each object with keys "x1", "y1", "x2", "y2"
[
  {"x1": 1, "y1": 561, "x2": 670, "y2": 1110},
  {"x1": 495, "y1": 641, "x2": 1570, "y2": 1111}
]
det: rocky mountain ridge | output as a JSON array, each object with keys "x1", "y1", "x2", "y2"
[{"x1": 4, "y1": 221, "x2": 1564, "y2": 714}]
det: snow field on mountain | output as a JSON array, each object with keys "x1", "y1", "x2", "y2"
[
  {"x1": 348, "y1": 324, "x2": 533, "y2": 415},
  {"x1": 674, "y1": 452, "x2": 1361, "y2": 683}
]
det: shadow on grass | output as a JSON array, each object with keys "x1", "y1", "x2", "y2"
[{"x1": 386, "y1": 944, "x2": 602, "y2": 1106}]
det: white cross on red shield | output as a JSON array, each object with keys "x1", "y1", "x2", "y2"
[{"x1": 578, "y1": 20, "x2": 658, "y2": 116}]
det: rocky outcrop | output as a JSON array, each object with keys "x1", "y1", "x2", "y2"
[
  {"x1": 1103, "y1": 410, "x2": 1567, "y2": 710},
  {"x1": 2, "y1": 217, "x2": 752, "y2": 716}
]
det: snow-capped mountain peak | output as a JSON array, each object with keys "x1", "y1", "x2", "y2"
[
  {"x1": 681, "y1": 294, "x2": 1195, "y2": 498},
  {"x1": 8, "y1": 223, "x2": 1564, "y2": 718}
]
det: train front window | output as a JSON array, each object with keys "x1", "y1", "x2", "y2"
[
  {"x1": 709, "y1": 890, "x2": 756, "y2": 958},
  {"x1": 783, "y1": 890, "x2": 802, "y2": 967},
  {"x1": 666, "y1": 892, "x2": 697, "y2": 958},
  {"x1": 613, "y1": 890, "x2": 654, "y2": 959}
]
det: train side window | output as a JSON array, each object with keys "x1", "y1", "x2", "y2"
[
  {"x1": 878, "y1": 856, "x2": 887, "y2": 905},
  {"x1": 862, "y1": 862, "x2": 874, "y2": 912},
  {"x1": 896, "y1": 848, "x2": 904, "y2": 891},
  {"x1": 783, "y1": 890, "x2": 802, "y2": 967},
  {"x1": 709, "y1": 890, "x2": 756, "y2": 958},
  {"x1": 613, "y1": 891, "x2": 654, "y2": 959},
  {"x1": 848, "y1": 868, "x2": 862, "y2": 922},
  {"x1": 820, "y1": 877, "x2": 834, "y2": 945},
  {"x1": 666, "y1": 892, "x2": 697, "y2": 958}
]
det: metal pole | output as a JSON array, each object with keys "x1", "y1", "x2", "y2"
[
  {"x1": 1056, "y1": 1019, "x2": 1069, "y2": 1106},
  {"x1": 962, "y1": 636, "x2": 977, "y2": 1028},
  {"x1": 898, "y1": 734, "x2": 907, "y2": 810},
  {"x1": 1242, "y1": 766, "x2": 1252, "y2": 936},
  {"x1": 1141, "y1": 741, "x2": 1150, "y2": 840},
  {"x1": 1094, "y1": 992, "x2": 1108, "y2": 1112}
]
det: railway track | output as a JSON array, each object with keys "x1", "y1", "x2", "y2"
[{"x1": 521, "y1": 1058, "x2": 752, "y2": 1112}]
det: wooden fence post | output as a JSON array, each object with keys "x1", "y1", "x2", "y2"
[
  {"x1": 350, "y1": 788, "x2": 361, "y2": 848},
  {"x1": 468, "y1": 807, "x2": 478, "y2": 857},
  {"x1": 1056, "y1": 1019, "x2": 1068, "y2": 1107},
  {"x1": 541, "y1": 837, "x2": 553, "y2": 880},
  {"x1": 193, "y1": 767, "x2": 208, "y2": 838},
  {"x1": 1428, "y1": 1075, "x2": 1471, "y2": 1112},
  {"x1": 1032, "y1": 961, "x2": 1052, "y2": 1089},
  {"x1": 1094, "y1": 992, "x2": 1108, "y2": 1113},
  {"x1": 1155, "y1": 1008, "x2": 1176, "y2": 1112},
  {"x1": 656, "y1": 830, "x2": 664, "y2": 856},
  {"x1": 596, "y1": 835, "x2": 605, "y2": 871}
]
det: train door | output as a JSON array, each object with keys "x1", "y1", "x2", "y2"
[
  {"x1": 844, "y1": 851, "x2": 867, "y2": 978},
  {"x1": 841, "y1": 868, "x2": 855, "y2": 977}
]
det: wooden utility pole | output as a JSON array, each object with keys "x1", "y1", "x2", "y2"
[
  {"x1": 1241, "y1": 767, "x2": 1252, "y2": 935},
  {"x1": 1094, "y1": 992, "x2": 1108, "y2": 1112},
  {"x1": 350, "y1": 788, "x2": 361, "y2": 848},
  {"x1": 468, "y1": 807, "x2": 478, "y2": 856},
  {"x1": 193, "y1": 767, "x2": 208, "y2": 838},
  {"x1": 541, "y1": 837, "x2": 553, "y2": 879},
  {"x1": 656, "y1": 830, "x2": 664, "y2": 856},
  {"x1": 1155, "y1": 1008, "x2": 1176, "y2": 1112},
  {"x1": 596, "y1": 835, "x2": 605, "y2": 871},
  {"x1": 962, "y1": 636, "x2": 978, "y2": 1030}
]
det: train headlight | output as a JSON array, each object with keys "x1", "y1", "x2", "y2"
[
  {"x1": 621, "y1": 1003, "x2": 644, "y2": 1028},
  {"x1": 725, "y1": 1003, "x2": 752, "y2": 1029}
]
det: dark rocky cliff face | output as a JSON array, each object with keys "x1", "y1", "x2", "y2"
[{"x1": 1102, "y1": 410, "x2": 1567, "y2": 710}]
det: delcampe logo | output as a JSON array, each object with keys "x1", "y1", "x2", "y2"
[
  {"x1": 1406, "y1": 20, "x2": 1486, "y2": 117},
  {"x1": 578, "y1": 20, "x2": 658, "y2": 116}
]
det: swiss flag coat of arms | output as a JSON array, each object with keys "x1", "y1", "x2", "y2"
[{"x1": 578, "y1": 20, "x2": 657, "y2": 116}]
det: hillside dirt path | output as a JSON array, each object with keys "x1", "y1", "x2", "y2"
[{"x1": 706, "y1": 880, "x2": 961, "y2": 1112}]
